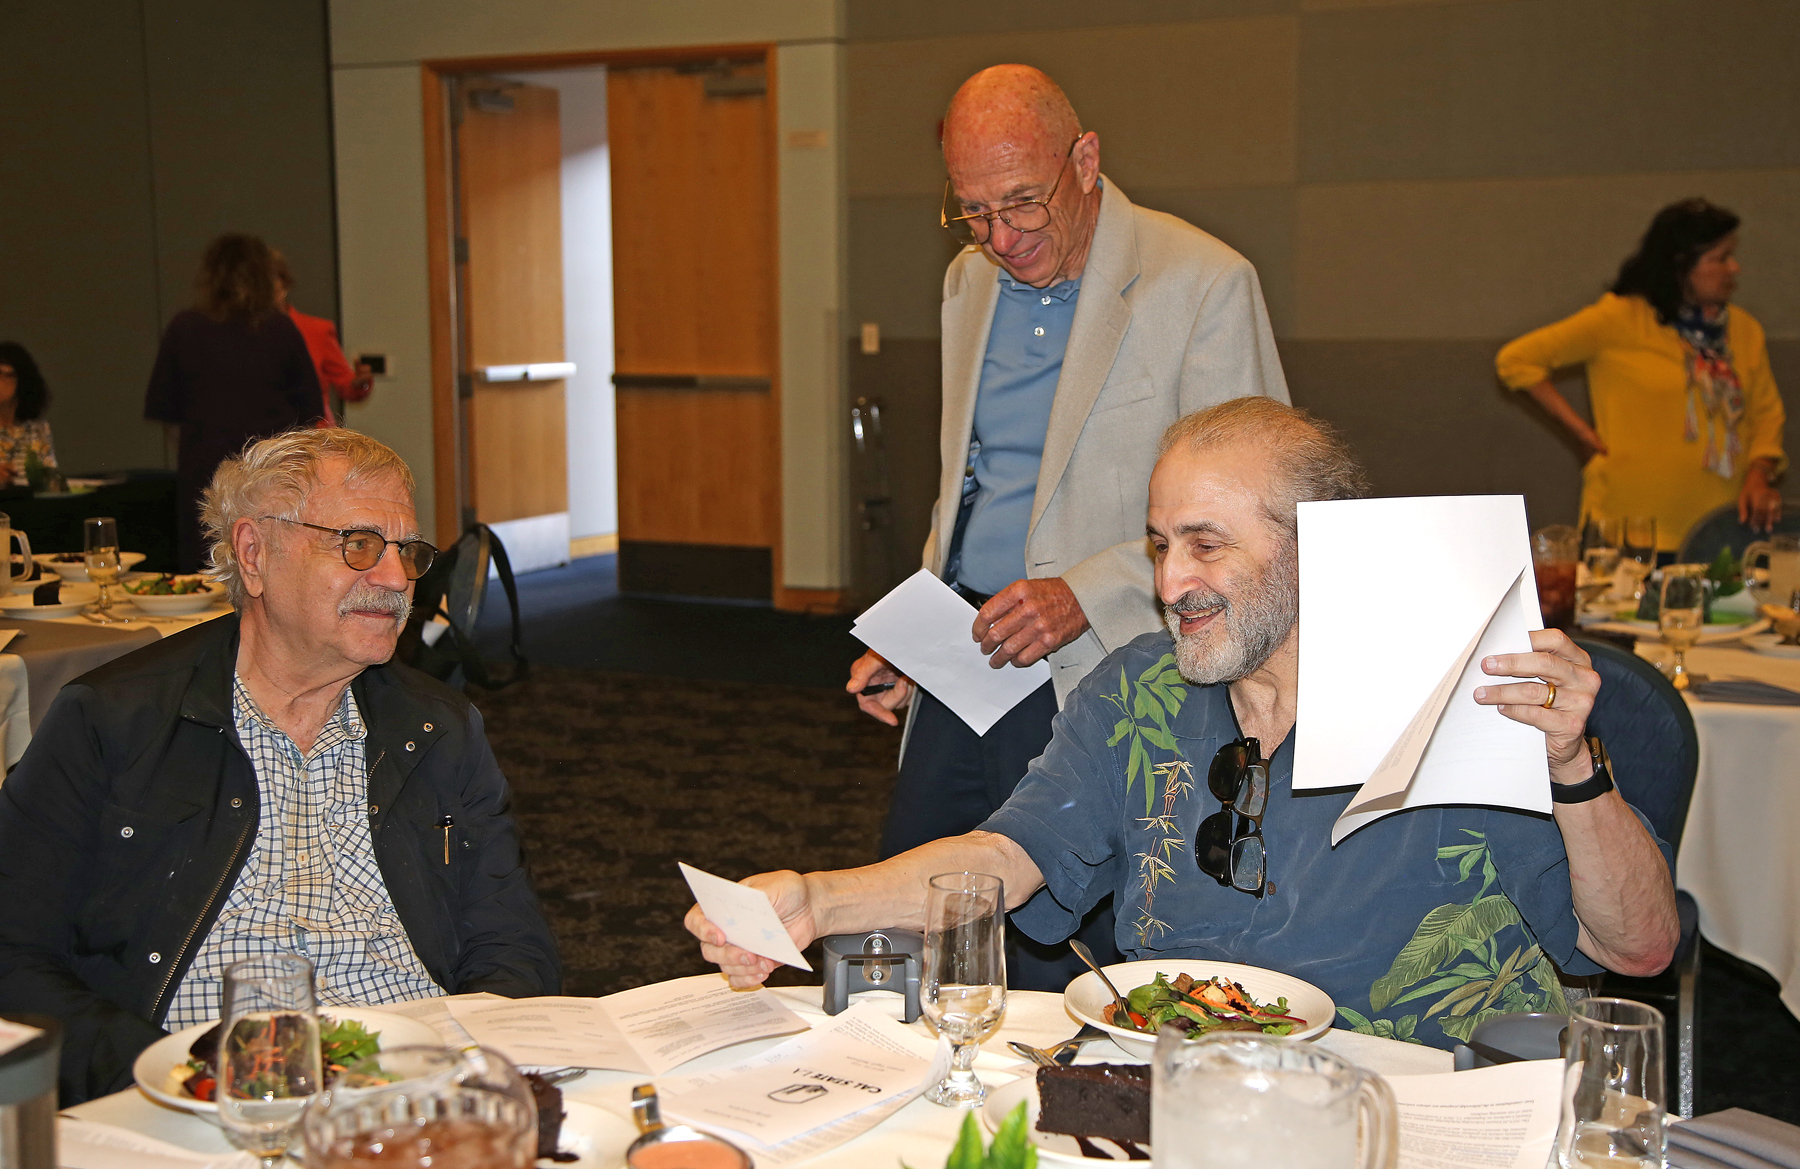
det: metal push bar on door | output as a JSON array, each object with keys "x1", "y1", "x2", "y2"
[{"x1": 480, "y1": 362, "x2": 577, "y2": 383}]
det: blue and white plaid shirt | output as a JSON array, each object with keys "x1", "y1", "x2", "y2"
[{"x1": 166, "y1": 677, "x2": 444, "y2": 1028}]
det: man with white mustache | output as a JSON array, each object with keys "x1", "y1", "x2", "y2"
[
  {"x1": 0, "y1": 428, "x2": 559, "y2": 1103},
  {"x1": 692, "y1": 400, "x2": 1679, "y2": 1051}
]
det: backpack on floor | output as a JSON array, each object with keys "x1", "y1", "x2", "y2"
[{"x1": 396, "y1": 523, "x2": 528, "y2": 689}]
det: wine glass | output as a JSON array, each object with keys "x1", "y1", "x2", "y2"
[
  {"x1": 216, "y1": 954, "x2": 323, "y2": 1167},
  {"x1": 920, "y1": 871, "x2": 1006, "y2": 1107},
  {"x1": 1659, "y1": 565, "x2": 1708, "y2": 692},
  {"x1": 82, "y1": 516, "x2": 129, "y2": 624}
]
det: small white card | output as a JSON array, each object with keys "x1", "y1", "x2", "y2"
[
  {"x1": 681, "y1": 861, "x2": 813, "y2": 971},
  {"x1": 851, "y1": 569, "x2": 1051, "y2": 735},
  {"x1": 0, "y1": 629, "x2": 19, "y2": 652},
  {"x1": 0, "y1": 1017, "x2": 42, "y2": 1059}
]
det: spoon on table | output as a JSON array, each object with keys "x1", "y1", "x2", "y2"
[{"x1": 1070, "y1": 940, "x2": 1138, "y2": 1028}]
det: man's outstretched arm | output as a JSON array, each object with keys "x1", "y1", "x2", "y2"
[{"x1": 684, "y1": 831, "x2": 1046, "y2": 989}]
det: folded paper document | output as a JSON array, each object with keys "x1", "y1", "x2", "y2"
[{"x1": 1295, "y1": 496, "x2": 1550, "y2": 843}]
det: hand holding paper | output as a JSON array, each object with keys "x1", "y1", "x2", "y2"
[{"x1": 681, "y1": 862, "x2": 813, "y2": 972}]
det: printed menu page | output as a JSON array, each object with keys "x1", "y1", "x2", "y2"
[
  {"x1": 1388, "y1": 1060, "x2": 1564, "y2": 1169},
  {"x1": 657, "y1": 1003, "x2": 938, "y2": 1165},
  {"x1": 446, "y1": 974, "x2": 807, "y2": 1075}
]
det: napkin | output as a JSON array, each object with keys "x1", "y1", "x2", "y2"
[
  {"x1": 1687, "y1": 679, "x2": 1800, "y2": 706},
  {"x1": 56, "y1": 1117, "x2": 258, "y2": 1169},
  {"x1": 1669, "y1": 1108, "x2": 1800, "y2": 1169}
]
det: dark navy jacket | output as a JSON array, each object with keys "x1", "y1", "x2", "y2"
[{"x1": 0, "y1": 614, "x2": 560, "y2": 1102}]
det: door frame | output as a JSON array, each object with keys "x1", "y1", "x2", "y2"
[{"x1": 421, "y1": 44, "x2": 824, "y2": 609}]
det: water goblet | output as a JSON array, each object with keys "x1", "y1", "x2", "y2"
[
  {"x1": 1658, "y1": 566, "x2": 1707, "y2": 691},
  {"x1": 216, "y1": 954, "x2": 323, "y2": 1168},
  {"x1": 82, "y1": 516, "x2": 129, "y2": 624},
  {"x1": 920, "y1": 871, "x2": 1006, "y2": 1107}
]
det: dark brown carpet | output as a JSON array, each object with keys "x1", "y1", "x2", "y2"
[{"x1": 470, "y1": 668, "x2": 900, "y2": 998}]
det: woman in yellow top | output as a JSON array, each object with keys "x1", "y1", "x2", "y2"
[{"x1": 1497, "y1": 198, "x2": 1785, "y2": 550}]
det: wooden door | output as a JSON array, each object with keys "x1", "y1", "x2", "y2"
[
  {"x1": 456, "y1": 80, "x2": 570, "y2": 526},
  {"x1": 608, "y1": 59, "x2": 778, "y2": 599}
]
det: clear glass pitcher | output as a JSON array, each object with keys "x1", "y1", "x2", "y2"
[
  {"x1": 0, "y1": 513, "x2": 32, "y2": 585},
  {"x1": 1152, "y1": 1030, "x2": 1397, "y2": 1169},
  {"x1": 1743, "y1": 534, "x2": 1800, "y2": 608}
]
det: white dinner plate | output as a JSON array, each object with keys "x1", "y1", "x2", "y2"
[
  {"x1": 121, "y1": 578, "x2": 226, "y2": 615},
  {"x1": 132, "y1": 1007, "x2": 444, "y2": 1120},
  {"x1": 1064, "y1": 959, "x2": 1335, "y2": 1061},
  {"x1": 1745, "y1": 633, "x2": 1800, "y2": 659},
  {"x1": 30, "y1": 552, "x2": 146, "y2": 583},
  {"x1": 541, "y1": 1100, "x2": 638, "y2": 1166},
  {"x1": 0, "y1": 583, "x2": 99, "y2": 619},
  {"x1": 983, "y1": 1075, "x2": 1149, "y2": 1164}
]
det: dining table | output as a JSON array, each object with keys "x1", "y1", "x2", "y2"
[
  {"x1": 1629, "y1": 633, "x2": 1800, "y2": 1021},
  {"x1": 61, "y1": 985, "x2": 1451, "y2": 1168},
  {"x1": 0, "y1": 602, "x2": 230, "y2": 769}
]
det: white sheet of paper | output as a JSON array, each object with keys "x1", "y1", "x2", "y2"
[
  {"x1": 851, "y1": 569, "x2": 1050, "y2": 735},
  {"x1": 681, "y1": 861, "x2": 813, "y2": 971},
  {"x1": 446, "y1": 977, "x2": 806, "y2": 1075},
  {"x1": 1295, "y1": 496, "x2": 1551, "y2": 842},
  {"x1": 1387, "y1": 1059, "x2": 1564, "y2": 1169},
  {"x1": 0, "y1": 629, "x2": 19, "y2": 653},
  {"x1": 659, "y1": 1002, "x2": 935, "y2": 1152},
  {"x1": 382, "y1": 991, "x2": 503, "y2": 1048},
  {"x1": 0, "y1": 1016, "x2": 41, "y2": 1059}
]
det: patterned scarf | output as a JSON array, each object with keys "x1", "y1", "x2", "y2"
[{"x1": 1672, "y1": 303, "x2": 1743, "y2": 479}]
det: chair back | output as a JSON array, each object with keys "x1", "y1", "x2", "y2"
[
  {"x1": 1573, "y1": 637, "x2": 1697, "y2": 851},
  {"x1": 1675, "y1": 500, "x2": 1800, "y2": 565},
  {"x1": 396, "y1": 523, "x2": 528, "y2": 689}
]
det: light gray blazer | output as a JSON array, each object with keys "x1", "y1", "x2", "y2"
[{"x1": 923, "y1": 178, "x2": 1290, "y2": 703}]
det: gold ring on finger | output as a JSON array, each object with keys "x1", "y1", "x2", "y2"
[{"x1": 1541, "y1": 681, "x2": 1556, "y2": 709}]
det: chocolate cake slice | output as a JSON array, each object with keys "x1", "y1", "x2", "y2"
[
  {"x1": 1035, "y1": 1062, "x2": 1151, "y2": 1154},
  {"x1": 525, "y1": 1072, "x2": 575, "y2": 1162}
]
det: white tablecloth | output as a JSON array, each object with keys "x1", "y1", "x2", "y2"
[
  {"x1": 1634, "y1": 639, "x2": 1800, "y2": 1019},
  {"x1": 65, "y1": 986, "x2": 1448, "y2": 1167},
  {"x1": 0, "y1": 605, "x2": 229, "y2": 769}
]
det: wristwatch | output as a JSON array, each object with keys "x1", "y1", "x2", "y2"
[{"x1": 1551, "y1": 737, "x2": 1615, "y2": 804}]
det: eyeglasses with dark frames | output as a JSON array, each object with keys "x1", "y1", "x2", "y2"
[
  {"x1": 1196, "y1": 736, "x2": 1269, "y2": 898},
  {"x1": 940, "y1": 136, "x2": 1082, "y2": 246},
  {"x1": 261, "y1": 517, "x2": 438, "y2": 580}
]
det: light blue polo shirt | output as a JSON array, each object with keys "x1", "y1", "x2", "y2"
[{"x1": 954, "y1": 272, "x2": 1082, "y2": 596}]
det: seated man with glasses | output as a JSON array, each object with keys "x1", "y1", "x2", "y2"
[
  {"x1": 694, "y1": 399, "x2": 1679, "y2": 1051},
  {"x1": 0, "y1": 428, "x2": 560, "y2": 1102}
]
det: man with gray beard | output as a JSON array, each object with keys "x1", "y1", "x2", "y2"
[
  {"x1": 0, "y1": 428, "x2": 559, "y2": 1103},
  {"x1": 689, "y1": 399, "x2": 1679, "y2": 1051}
]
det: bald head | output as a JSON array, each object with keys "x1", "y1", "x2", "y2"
[
  {"x1": 942, "y1": 65, "x2": 1082, "y2": 175},
  {"x1": 940, "y1": 66, "x2": 1101, "y2": 287}
]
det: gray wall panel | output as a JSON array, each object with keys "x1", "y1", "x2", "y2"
[
  {"x1": 0, "y1": 0, "x2": 167, "y2": 473},
  {"x1": 847, "y1": 0, "x2": 1297, "y2": 42},
  {"x1": 1131, "y1": 185, "x2": 1297, "y2": 338},
  {"x1": 1300, "y1": 0, "x2": 1800, "y2": 184},
  {"x1": 143, "y1": 0, "x2": 340, "y2": 324},
  {"x1": 848, "y1": 197, "x2": 963, "y2": 341}
]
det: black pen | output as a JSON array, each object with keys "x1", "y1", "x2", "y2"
[{"x1": 859, "y1": 683, "x2": 896, "y2": 695}]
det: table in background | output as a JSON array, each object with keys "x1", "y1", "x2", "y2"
[
  {"x1": 1635, "y1": 639, "x2": 1800, "y2": 1020},
  {"x1": 0, "y1": 605, "x2": 228, "y2": 768},
  {"x1": 0, "y1": 472, "x2": 179, "y2": 574},
  {"x1": 68, "y1": 987, "x2": 1450, "y2": 1167}
]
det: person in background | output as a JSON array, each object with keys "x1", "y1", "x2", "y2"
[
  {"x1": 144, "y1": 233, "x2": 325, "y2": 570},
  {"x1": 1497, "y1": 199, "x2": 1786, "y2": 549},
  {"x1": 273, "y1": 250, "x2": 374, "y2": 426},
  {"x1": 0, "y1": 342, "x2": 59, "y2": 488}
]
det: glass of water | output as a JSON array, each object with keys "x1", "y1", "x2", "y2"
[
  {"x1": 1556, "y1": 997, "x2": 1667, "y2": 1169},
  {"x1": 920, "y1": 871, "x2": 1006, "y2": 1107},
  {"x1": 1659, "y1": 566, "x2": 1708, "y2": 692},
  {"x1": 1151, "y1": 1030, "x2": 1396, "y2": 1169},
  {"x1": 217, "y1": 954, "x2": 322, "y2": 1167}
]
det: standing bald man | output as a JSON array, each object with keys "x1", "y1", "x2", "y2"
[{"x1": 846, "y1": 66, "x2": 1289, "y2": 989}]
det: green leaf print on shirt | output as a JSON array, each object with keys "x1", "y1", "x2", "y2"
[
  {"x1": 1338, "y1": 830, "x2": 1568, "y2": 1044},
  {"x1": 1105, "y1": 653, "x2": 1194, "y2": 946}
]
